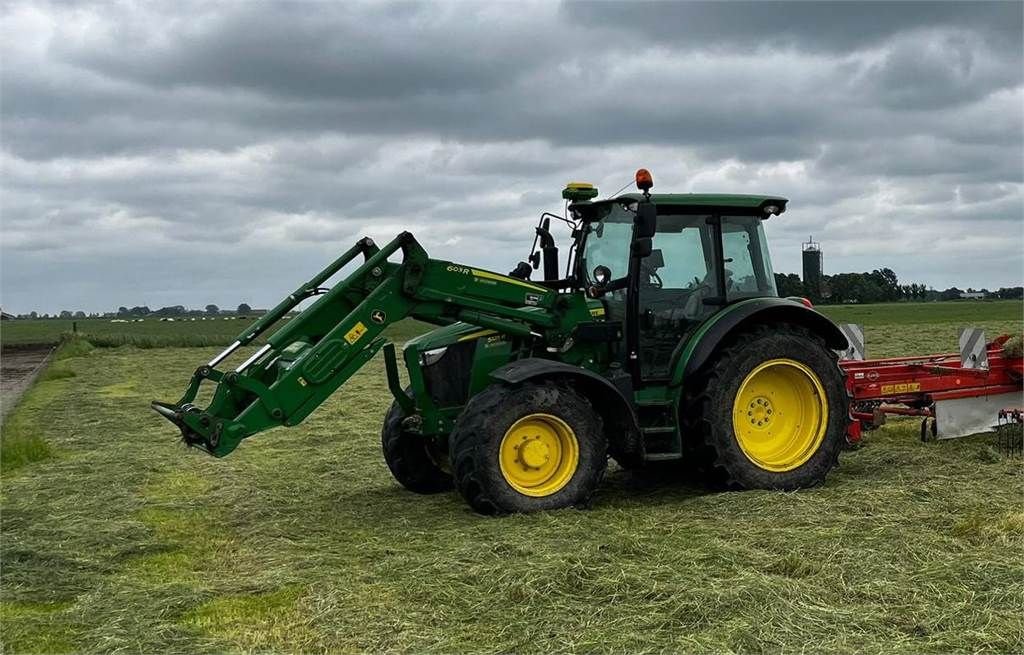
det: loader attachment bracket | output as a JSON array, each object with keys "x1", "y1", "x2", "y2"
[{"x1": 150, "y1": 400, "x2": 221, "y2": 454}]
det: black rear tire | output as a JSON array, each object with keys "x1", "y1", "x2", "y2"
[
  {"x1": 449, "y1": 381, "x2": 608, "y2": 514},
  {"x1": 686, "y1": 324, "x2": 847, "y2": 490},
  {"x1": 381, "y1": 397, "x2": 453, "y2": 494}
]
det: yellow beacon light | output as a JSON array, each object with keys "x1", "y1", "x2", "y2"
[{"x1": 562, "y1": 182, "x2": 599, "y2": 202}]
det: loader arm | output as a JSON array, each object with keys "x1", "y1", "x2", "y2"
[{"x1": 152, "y1": 232, "x2": 567, "y2": 457}]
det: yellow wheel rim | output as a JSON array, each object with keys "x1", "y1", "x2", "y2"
[
  {"x1": 732, "y1": 358, "x2": 828, "y2": 472},
  {"x1": 499, "y1": 413, "x2": 579, "y2": 497}
]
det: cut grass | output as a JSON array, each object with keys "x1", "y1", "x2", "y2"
[
  {"x1": 1, "y1": 305, "x2": 1022, "y2": 653},
  {"x1": 0, "y1": 419, "x2": 52, "y2": 472},
  {"x1": 2, "y1": 336, "x2": 100, "y2": 472}
]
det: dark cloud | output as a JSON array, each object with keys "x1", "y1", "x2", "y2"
[
  {"x1": 1, "y1": 0, "x2": 1021, "y2": 313},
  {"x1": 562, "y1": 1, "x2": 1024, "y2": 55}
]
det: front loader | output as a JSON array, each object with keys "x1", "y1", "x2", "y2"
[{"x1": 154, "y1": 169, "x2": 850, "y2": 514}]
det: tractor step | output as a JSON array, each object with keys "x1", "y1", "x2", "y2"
[
  {"x1": 635, "y1": 399, "x2": 673, "y2": 408},
  {"x1": 644, "y1": 452, "x2": 682, "y2": 462},
  {"x1": 640, "y1": 426, "x2": 675, "y2": 434}
]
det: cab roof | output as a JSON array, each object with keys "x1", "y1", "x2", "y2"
[
  {"x1": 572, "y1": 192, "x2": 788, "y2": 219},
  {"x1": 615, "y1": 192, "x2": 787, "y2": 209}
]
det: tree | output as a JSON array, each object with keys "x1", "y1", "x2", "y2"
[
  {"x1": 996, "y1": 286, "x2": 1023, "y2": 300},
  {"x1": 154, "y1": 305, "x2": 186, "y2": 317},
  {"x1": 774, "y1": 273, "x2": 804, "y2": 298},
  {"x1": 59, "y1": 310, "x2": 73, "y2": 319},
  {"x1": 237, "y1": 303, "x2": 252, "y2": 314},
  {"x1": 205, "y1": 304, "x2": 220, "y2": 315},
  {"x1": 117, "y1": 306, "x2": 130, "y2": 316},
  {"x1": 73, "y1": 311, "x2": 86, "y2": 319},
  {"x1": 869, "y1": 268, "x2": 900, "y2": 302},
  {"x1": 938, "y1": 287, "x2": 963, "y2": 301},
  {"x1": 29, "y1": 311, "x2": 38, "y2": 319}
]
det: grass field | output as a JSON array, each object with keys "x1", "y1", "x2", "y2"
[
  {"x1": 0, "y1": 316, "x2": 432, "y2": 349},
  {"x1": 1, "y1": 301, "x2": 1022, "y2": 653},
  {"x1": 3, "y1": 300, "x2": 1020, "y2": 352}
]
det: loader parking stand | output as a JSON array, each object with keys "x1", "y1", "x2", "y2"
[{"x1": 152, "y1": 169, "x2": 1024, "y2": 515}]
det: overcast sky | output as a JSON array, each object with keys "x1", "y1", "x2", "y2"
[{"x1": 2, "y1": 0, "x2": 1022, "y2": 314}]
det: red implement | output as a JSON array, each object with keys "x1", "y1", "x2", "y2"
[{"x1": 841, "y1": 334, "x2": 1023, "y2": 443}]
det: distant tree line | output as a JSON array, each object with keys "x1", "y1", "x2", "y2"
[
  {"x1": 774, "y1": 269, "x2": 1023, "y2": 304},
  {"x1": 16, "y1": 303, "x2": 257, "y2": 320}
]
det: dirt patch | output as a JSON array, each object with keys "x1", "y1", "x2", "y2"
[{"x1": 1, "y1": 345, "x2": 54, "y2": 424}]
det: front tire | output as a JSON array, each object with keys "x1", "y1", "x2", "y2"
[
  {"x1": 449, "y1": 381, "x2": 608, "y2": 514},
  {"x1": 690, "y1": 324, "x2": 847, "y2": 490},
  {"x1": 381, "y1": 397, "x2": 453, "y2": 494}
]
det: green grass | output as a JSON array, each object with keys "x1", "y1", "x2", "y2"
[
  {"x1": 818, "y1": 300, "x2": 1022, "y2": 326},
  {"x1": 4, "y1": 301, "x2": 1019, "y2": 353},
  {"x1": 0, "y1": 338, "x2": 94, "y2": 472},
  {"x1": 0, "y1": 317, "x2": 433, "y2": 349},
  {"x1": 1, "y1": 304, "x2": 1022, "y2": 653},
  {"x1": 816, "y1": 300, "x2": 1021, "y2": 358}
]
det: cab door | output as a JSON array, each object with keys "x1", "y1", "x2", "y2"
[{"x1": 635, "y1": 212, "x2": 718, "y2": 379}]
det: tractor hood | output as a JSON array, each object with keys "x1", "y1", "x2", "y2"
[
  {"x1": 403, "y1": 298, "x2": 607, "y2": 354},
  {"x1": 404, "y1": 321, "x2": 496, "y2": 353}
]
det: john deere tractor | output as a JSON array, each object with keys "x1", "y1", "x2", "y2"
[{"x1": 154, "y1": 169, "x2": 849, "y2": 514}]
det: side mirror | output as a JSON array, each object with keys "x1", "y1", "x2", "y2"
[
  {"x1": 508, "y1": 261, "x2": 533, "y2": 280},
  {"x1": 634, "y1": 202, "x2": 656, "y2": 239}
]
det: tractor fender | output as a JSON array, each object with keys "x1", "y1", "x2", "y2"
[
  {"x1": 489, "y1": 358, "x2": 644, "y2": 467},
  {"x1": 669, "y1": 297, "x2": 848, "y2": 388}
]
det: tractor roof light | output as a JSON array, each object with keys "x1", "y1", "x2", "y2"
[
  {"x1": 562, "y1": 182, "x2": 599, "y2": 202},
  {"x1": 635, "y1": 168, "x2": 653, "y2": 192},
  {"x1": 763, "y1": 204, "x2": 781, "y2": 217}
]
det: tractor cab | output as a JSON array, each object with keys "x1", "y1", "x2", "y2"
[{"x1": 569, "y1": 183, "x2": 786, "y2": 380}]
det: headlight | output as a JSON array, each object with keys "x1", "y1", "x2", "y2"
[{"x1": 420, "y1": 347, "x2": 448, "y2": 367}]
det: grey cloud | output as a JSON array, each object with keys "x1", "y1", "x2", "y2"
[
  {"x1": 562, "y1": 1, "x2": 1023, "y2": 55},
  {"x1": 1, "y1": 1, "x2": 1021, "y2": 313},
  {"x1": 858, "y1": 31, "x2": 1022, "y2": 110}
]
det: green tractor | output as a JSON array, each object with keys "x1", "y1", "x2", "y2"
[{"x1": 154, "y1": 169, "x2": 850, "y2": 514}]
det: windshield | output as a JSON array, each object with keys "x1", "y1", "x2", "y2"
[
  {"x1": 578, "y1": 204, "x2": 777, "y2": 299},
  {"x1": 580, "y1": 206, "x2": 634, "y2": 284}
]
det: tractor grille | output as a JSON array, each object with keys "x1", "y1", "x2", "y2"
[{"x1": 421, "y1": 339, "x2": 476, "y2": 407}]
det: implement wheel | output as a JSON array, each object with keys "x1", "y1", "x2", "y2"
[
  {"x1": 690, "y1": 324, "x2": 847, "y2": 489},
  {"x1": 449, "y1": 381, "x2": 608, "y2": 514},
  {"x1": 381, "y1": 395, "x2": 453, "y2": 494}
]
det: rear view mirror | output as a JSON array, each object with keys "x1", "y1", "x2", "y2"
[{"x1": 634, "y1": 202, "x2": 656, "y2": 239}]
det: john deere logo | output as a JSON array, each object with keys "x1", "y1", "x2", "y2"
[{"x1": 370, "y1": 309, "x2": 387, "y2": 324}]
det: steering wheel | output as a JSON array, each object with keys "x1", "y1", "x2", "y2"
[{"x1": 641, "y1": 263, "x2": 663, "y2": 289}]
